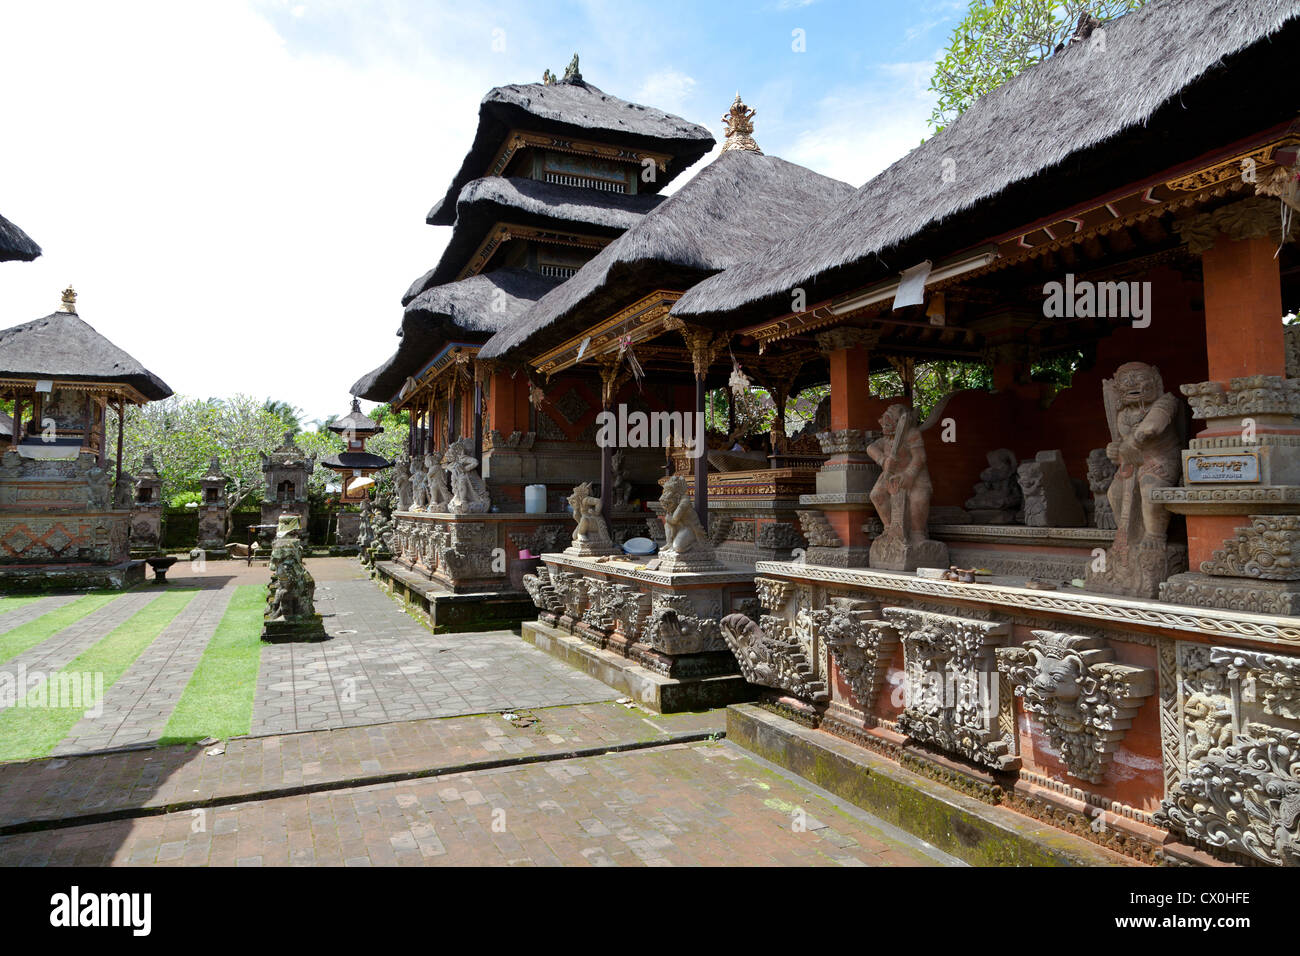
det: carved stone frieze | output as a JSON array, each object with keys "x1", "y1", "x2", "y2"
[
  {"x1": 755, "y1": 576, "x2": 795, "y2": 613},
  {"x1": 1181, "y1": 376, "x2": 1300, "y2": 422},
  {"x1": 997, "y1": 631, "x2": 1155, "y2": 784},
  {"x1": 755, "y1": 521, "x2": 804, "y2": 551},
  {"x1": 1201, "y1": 515, "x2": 1300, "y2": 580},
  {"x1": 815, "y1": 429, "x2": 872, "y2": 456},
  {"x1": 1173, "y1": 195, "x2": 1295, "y2": 254}
]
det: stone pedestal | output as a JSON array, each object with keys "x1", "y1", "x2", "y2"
[
  {"x1": 336, "y1": 512, "x2": 361, "y2": 548},
  {"x1": 1157, "y1": 376, "x2": 1300, "y2": 612},
  {"x1": 795, "y1": 429, "x2": 880, "y2": 568},
  {"x1": 522, "y1": 553, "x2": 758, "y2": 706},
  {"x1": 0, "y1": 449, "x2": 141, "y2": 590}
]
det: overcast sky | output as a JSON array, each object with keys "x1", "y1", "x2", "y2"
[{"x1": 0, "y1": 0, "x2": 962, "y2": 427}]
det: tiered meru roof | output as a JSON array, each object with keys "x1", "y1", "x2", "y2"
[
  {"x1": 350, "y1": 268, "x2": 560, "y2": 401},
  {"x1": 479, "y1": 148, "x2": 856, "y2": 361},
  {"x1": 403, "y1": 176, "x2": 665, "y2": 304},
  {"x1": 427, "y1": 77, "x2": 716, "y2": 225}
]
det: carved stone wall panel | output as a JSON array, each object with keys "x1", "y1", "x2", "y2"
[
  {"x1": 996, "y1": 631, "x2": 1155, "y2": 784},
  {"x1": 1158, "y1": 641, "x2": 1300, "y2": 865},
  {"x1": 886, "y1": 607, "x2": 1016, "y2": 770}
]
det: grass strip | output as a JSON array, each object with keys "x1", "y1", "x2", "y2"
[
  {"x1": 160, "y1": 584, "x2": 265, "y2": 745},
  {"x1": 0, "y1": 596, "x2": 46, "y2": 617},
  {"x1": 0, "y1": 589, "x2": 197, "y2": 762},
  {"x1": 0, "y1": 593, "x2": 122, "y2": 667}
]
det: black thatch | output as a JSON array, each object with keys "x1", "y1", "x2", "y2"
[
  {"x1": 404, "y1": 176, "x2": 663, "y2": 304},
  {"x1": 327, "y1": 398, "x2": 382, "y2": 435},
  {"x1": 0, "y1": 213, "x2": 41, "y2": 262},
  {"x1": 427, "y1": 77, "x2": 715, "y2": 226},
  {"x1": 351, "y1": 268, "x2": 560, "y2": 401},
  {"x1": 320, "y1": 450, "x2": 393, "y2": 471},
  {"x1": 478, "y1": 149, "x2": 855, "y2": 360},
  {"x1": 673, "y1": 0, "x2": 1300, "y2": 322},
  {"x1": 0, "y1": 311, "x2": 172, "y2": 401}
]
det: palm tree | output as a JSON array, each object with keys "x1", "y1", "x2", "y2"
[{"x1": 263, "y1": 399, "x2": 302, "y2": 437}]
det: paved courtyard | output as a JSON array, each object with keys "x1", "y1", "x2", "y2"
[{"x1": 0, "y1": 560, "x2": 959, "y2": 867}]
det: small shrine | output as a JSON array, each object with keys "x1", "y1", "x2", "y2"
[
  {"x1": 259, "y1": 432, "x2": 314, "y2": 540},
  {"x1": 197, "y1": 456, "x2": 229, "y2": 556},
  {"x1": 0, "y1": 287, "x2": 172, "y2": 589},
  {"x1": 128, "y1": 452, "x2": 163, "y2": 554}
]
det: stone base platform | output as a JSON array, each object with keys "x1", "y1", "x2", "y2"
[
  {"x1": 523, "y1": 620, "x2": 757, "y2": 713},
  {"x1": 0, "y1": 559, "x2": 145, "y2": 592},
  {"x1": 727, "y1": 703, "x2": 1148, "y2": 867},
  {"x1": 261, "y1": 615, "x2": 328, "y2": 643},
  {"x1": 374, "y1": 560, "x2": 536, "y2": 633}
]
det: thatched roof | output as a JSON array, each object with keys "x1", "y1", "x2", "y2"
[
  {"x1": 404, "y1": 176, "x2": 663, "y2": 304},
  {"x1": 0, "y1": 310, "x2": 172, "y2": 401},
  {"x1": 351, "y1": 268, "x2": 559, "y2": 401},
  {"x1": 673, "y1": 0, "x2": 1300, "y2": 323},
  {"x1": 478, "y1": 149, "x2": 854, "y2": 360},
  {"x1": 0, "y1": 213, "x2": 41, "y2": 262},
  {"x1": 427, "y1": 77, "x2": 715, "y2": 226}
]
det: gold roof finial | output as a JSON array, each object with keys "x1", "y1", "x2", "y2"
[
  {"x1": 721, "y1": 93, "x2": 761, "y2": 154},
  {"x1": 60, "y1": 285, "x2": 77, "y2": 313}
]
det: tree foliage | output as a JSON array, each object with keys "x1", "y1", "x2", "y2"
[{"x1": 928, "y1": 0, "x2": 1147, "y2": 132}]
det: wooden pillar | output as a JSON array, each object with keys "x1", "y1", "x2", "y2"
[
  {"x1": 727, "y1": 387, "x2": 736, "y2": 436},
  {"x1": 694, "y1": 374, "x2": 707, "y2": 529},
  {"x1": 115, "y1": 399, "x2": 125, "y2": 489},
  {"x1": 473, "y1": 378, "x2": 483, "y2": 466},
  {"x1": 11, "y1": 394, "x2": 22, "y2": 449}
]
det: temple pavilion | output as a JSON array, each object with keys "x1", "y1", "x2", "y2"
[
  {"x1": 350, "y1": 55, "x2": 716, "y2": 630},
  {"x1": 0, "y1": 288, "x2": 173, "y2": 589},
  {"x1": 507, "y1": 1, "x2": 1300, "y2": 868}
]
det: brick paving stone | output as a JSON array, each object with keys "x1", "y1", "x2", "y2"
[
  {"x1": 0, "y1": 742, "x2": 957, "y2": 866},
  {"x1": 0, "y1": 701, "x2": 722, "y2": 830}
]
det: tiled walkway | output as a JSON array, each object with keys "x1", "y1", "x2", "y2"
[
  {"x1": 251, "y1": 580, "x2": 617, "y2": 734},
  {"x1": 0, "y1": 705, "x2": 957, "y2": 867}
]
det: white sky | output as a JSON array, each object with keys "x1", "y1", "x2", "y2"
[{"x1": 0, "y1": 0, "x2": 943, "y2": 427}]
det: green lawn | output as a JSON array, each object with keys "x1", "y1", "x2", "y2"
[
  {"x1": 0, "y1": 589, "x2": 198, "y2": 762},
  {"x1": 0, "y1": 592, "x2": 123, "y2": 667},
  {"x1": 160, "y1": 584, "x2": 266, "y2": 745}
]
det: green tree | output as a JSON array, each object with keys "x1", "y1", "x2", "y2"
[
  {"x1": 262, "y1": 398, "x2": 303, "y2": 437},
  {"x1": 928, "y1": 0, "x2": 1147, "y2": 132}
]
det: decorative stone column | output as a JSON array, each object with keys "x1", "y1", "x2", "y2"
[
  {"x1": 129, "y1": 452, "x2": 163, "y2": 554},
  {"x1": 1157, "y1": 197, "x2": 1300, "y2": 613},
  {"x1": 796, "y1": 328, "x2": 882, "y2": 567}
]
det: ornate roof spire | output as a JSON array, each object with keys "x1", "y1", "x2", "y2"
[
  {"x1": 60, "y1": 285, "x2": 77, "y2": 313},
  {"x1": 562, "y1": 53, "x2": 582, "y2": 84},
  {"x1": 721, "y1": 93, "x2": 761, "y2": 154}
]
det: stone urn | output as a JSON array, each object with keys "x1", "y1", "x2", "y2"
[{"x1": 146, "y1": 554, "x2": 179, "y2": 584}]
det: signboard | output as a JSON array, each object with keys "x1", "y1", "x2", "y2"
[{"x1": 1187, "y1": 452, "x2": 1260, "y2": 483}]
